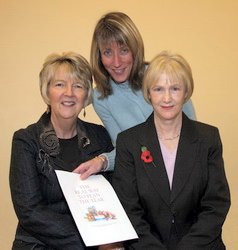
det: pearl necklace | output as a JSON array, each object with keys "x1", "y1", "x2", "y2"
[{"x1": 158, "y1": 133, "x2": 180, "y2": 141}]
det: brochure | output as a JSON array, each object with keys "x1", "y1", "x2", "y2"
[{"x1": 55, "y1": 170, "x2": 138, "y2": 246}]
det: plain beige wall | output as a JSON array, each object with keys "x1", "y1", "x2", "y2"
[{"x1": 1, "y1": 0, "x2": 237, "y2": 249}]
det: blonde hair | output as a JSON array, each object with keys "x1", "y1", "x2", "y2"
[
  {"x1": 90, "y1": 12, "x2": 145, "y2": 98},
  {"x1": 39, "y1": 52, "x2": 93, "y2": 108},
  {"x1": 143, "y1": 51, "x2": 194, "y2": 103}
]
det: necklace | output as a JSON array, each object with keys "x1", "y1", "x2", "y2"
[{"x1": 158, "y1": 133, "x2": 180, "y2": 141}]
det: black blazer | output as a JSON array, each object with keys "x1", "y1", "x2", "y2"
[
  {"x1": 10, "y1": 112, "x2": 113, "y2": 250},
  {"x1": 113, "y1": 113, "x2": 230, "y2": 250}
]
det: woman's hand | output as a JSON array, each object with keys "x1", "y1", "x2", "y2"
[
  {"x1": 98, "y1": 242, "x2": 124, "y2": 250},
  {"x1": 73, "y1": 155, "x2": 107, "y2": 180}
]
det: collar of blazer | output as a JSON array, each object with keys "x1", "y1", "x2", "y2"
[
  {"x1": 138, "y1": 112, "x2": 199, "y2": 206},
  {"x1": 38, "y1": 112, "x2": 103, "y2": 157}
]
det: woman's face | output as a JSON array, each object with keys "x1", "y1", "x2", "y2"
[
  {"x1": 100, "y1": 41, "x2": 134, "y2": 83},
  {"x1": 148, "y1": 73, "x2": 187, "y2": 121},
  {"x1": 48, "y1": 65, "x2": 88, "y2": 123}
]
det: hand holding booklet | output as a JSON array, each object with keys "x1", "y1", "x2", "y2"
[{"x1": 55, "y1": 170, "x2": 138, "y2": 246}]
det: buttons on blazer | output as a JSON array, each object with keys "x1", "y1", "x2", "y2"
[{"x1": 171, "y1": 208, "x2": 176, "y2": 224}]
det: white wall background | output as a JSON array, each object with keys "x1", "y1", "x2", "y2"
[{"x1": 1, "y1": 1, "x2": 237, "y2": 249}]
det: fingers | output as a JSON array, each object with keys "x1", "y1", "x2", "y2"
[
  {"x1": 73, "y1": 157, "x2": 104, "y2": 180},
  {"x1": 98, "y1": 243, "x2": 124, "y2": 250},
  {"x1": 80, "y1": 165, "x2": 94, "y2": 180}
]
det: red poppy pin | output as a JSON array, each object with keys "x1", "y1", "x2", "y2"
[{"x1": 141, "y1": 146, "x2": 155, "y2": 164}]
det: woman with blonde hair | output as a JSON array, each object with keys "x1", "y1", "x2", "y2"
[
  {"x1": 74, "y1": 12, "x2": 196, "y2": 179},
  {"x1": 10, "y1": 52, "x2": 113, "y2": 249},
  {"x1": 113, "y1": 51, "x2": 230, "y2": 249}
]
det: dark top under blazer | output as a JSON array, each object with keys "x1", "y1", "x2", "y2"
[
  {"x1": 9, "y1": 112, "x2": 113, "y2": 250},
  {"x1": 113, "y1": 113, "x2": 230, "y2": 250}
]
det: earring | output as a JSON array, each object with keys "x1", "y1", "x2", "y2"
[
  {"x1": 83, "y1": 108, "x2": 86, "y2": 117},
  {"x1": 46, "y1": 105, "x2": 50, "y2": 114}
]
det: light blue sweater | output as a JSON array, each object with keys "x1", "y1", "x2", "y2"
[{"x1": 93, "y1": 79, "x2": 196, "y2": 170}]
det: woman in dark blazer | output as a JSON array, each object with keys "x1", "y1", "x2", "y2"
[
  {"x1": 9, "y1": 52, "x2": 113, "y2": 250},
  {"x1": 113, "y1": 51, "x2": 230, "y2": 250}
]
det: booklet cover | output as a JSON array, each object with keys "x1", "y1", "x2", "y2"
[{"x1": 55, "y1": 170, "x2": 138, "y2": 246}]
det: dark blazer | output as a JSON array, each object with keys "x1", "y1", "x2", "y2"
[
  {"x1": 113, "y1": 113, "x2": 230, "y2": 250},
  {"x1": 9, "y1": 112, "x2": 113, "y2": 250}
]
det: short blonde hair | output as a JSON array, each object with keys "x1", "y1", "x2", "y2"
[
  {"x1": 39, "y1": 52, "x2": 93, "y2": 107},
  {"x1": 90, "y1": 12, "x2": 145, "y2": 98},
  {"x1": 143, "y1": 51, "x2": 194, "y2": 103}
]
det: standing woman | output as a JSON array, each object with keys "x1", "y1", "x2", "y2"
[
  {"x1": 75, "y1": 12, "x2": 196, "y2": 178},
  {"x1": 9, "y1": 52, "x2": 113, "y2": 249},
  {"x1": 113, "y1": 51, "x2": 230, "y2": 249}
]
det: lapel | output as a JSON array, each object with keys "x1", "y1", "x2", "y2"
[
  {"x1": 138, "y1": 113, "x2": 199, "y2": 206},
  {"x1": 76, "y1": 119, "x2": 104, "y2": 156},
  {"x1": 170, "y1": 114, "x2": 199, "y2": 203},
  {"x1": 138, "y1": 113, "x2": 171, "y2": 206}
]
